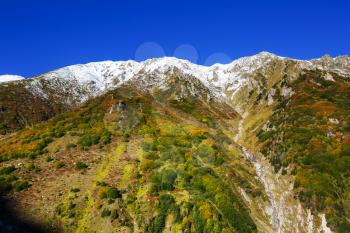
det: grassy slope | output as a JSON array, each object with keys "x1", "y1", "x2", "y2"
[
  {"x1": 0, "y1": 78, "x2": 91, "y2": 135},
  {"x1": 0, "y1": 86, "x2": 266, "y2": 233}
]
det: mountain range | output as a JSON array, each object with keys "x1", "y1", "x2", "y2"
[{"x1": 0, "y1": 52, "x2": 349, "y2": 233}]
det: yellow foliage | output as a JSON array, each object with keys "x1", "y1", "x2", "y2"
[
  {"x1": 199, "y1": 138, "x2": 215, "y2": 147},
  {"x1": 295, "y1": 169, "x2": 311, "y2": 187},
  {"x1": 18, "y1": 129, "x2": 37, "y2": 139},
  {"x1": 121, "y1": 164, "x2": 135, "y2": 188},
  {"x1": 140, "y1": 159, "x2": 154, "y2": 172},
  {"x1": 310, "y1": 101, "x2": 337, "y2": 117},
  {"x1": 159, "y1": 122, "x2": 184, "y2": 137},
  {"x1": 183, "y1": 125, "x2": 208, "y2": 137},
  {"x1": 198, "y1": 201, "x2": 213, "y2": 219},
  {"x1": 143, "y1": 134, "x2": 155, "y2": 144}
]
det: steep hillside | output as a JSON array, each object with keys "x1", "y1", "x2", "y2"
[
  {"x1": 0, "y1": 53, "x2": 350, "y2": 233},
  {"x1": 0, "y1": 78, "x2": 93, "y2": 134},
  {"x1": 0, "y1": 85, "x2": 262, "y2": 233},
  {"x1": 0, "y1": 52, "x2": 295, "y2": 134},
  {"x1": 250, "y1": 70, "x2": 350, "y2": 232}
]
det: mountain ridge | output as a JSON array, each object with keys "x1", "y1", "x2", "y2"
[
  {"x1": 2, "y1": 52, "x2": 349, "y2": 110},
  {"x1": 3, "y1": 51, "x2": 350, "y2": 83},
  {"x1": 1, "y1": 52, "x2": 350, "y2": 232}
]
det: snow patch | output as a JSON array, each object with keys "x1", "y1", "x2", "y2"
[
  {"x1": 239, "y1": 187, "x2": 252, "y2": 204},
  {"x1": 329, "y1": 118, "x2": 339, "y2": 124},
  {"x1": 268, "y1": 89, "x2": 276, "y2": 106},
  {"x1": 0, "y1": 75, "x2": 24, "y2": 83},
  {"x1": 281, "y1": 86, "x2": 294, "y2": 97},
  {"x1": 324, "y1": 73, "x2": 335, "y2": 82},
  {"x1": 307, "y1": 209, "x2": 314, "y2": 233},
  {"x1": 319, "y1": 214, "x2": 332, "y2": 233}
]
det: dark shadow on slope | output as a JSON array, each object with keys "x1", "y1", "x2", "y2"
[{"x1": 0, "y1": 197, "x2": 53, "y2": 233}]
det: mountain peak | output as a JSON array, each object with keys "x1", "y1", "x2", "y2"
[
  {"x1": 256, "y1": 51, "x2": 279, "y2": 57},
  {"x1": 0, "y1": 75, "x2": 25, "y2": 83}
]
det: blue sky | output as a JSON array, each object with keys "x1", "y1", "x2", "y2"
[{"x1": 0, "y1": 0, "x2": 349, "y2": 77}]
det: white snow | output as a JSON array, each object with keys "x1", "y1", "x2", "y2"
[
  {"x1": 306, "y1": 209, "x2": 314, "y2": 233},
  {"x1": 329, "y1": 118, "x2": 339, "y2": 124},
  {"x1": 0, "y1": 75, "x2": 24, "y2": 83},
  {"x1": 2, "y1": 52, "x2": 349, "y2": 110},
  {"x1": 19, "y1": 51, "x2": 284, "y2": 101},
  {"x1": 281, "y1": 86, "x2": 294, "y2": 97},
  {"x1": 324, "y1": 73, "x2": 335, "y2": 82},
  {"x1": 44, "y1": 60, "x2": 142, "y2": 92},
  {"x1": 319, "y1": 214, "x2": 333, "y2": 233},
  {"x1": 268, "y1": 89, "x2": 276, "y2": 106},
  {"x1": 239, "y1": 187, "x2": 252, "y2": 203}
]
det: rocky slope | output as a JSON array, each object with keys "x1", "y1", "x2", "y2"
[
  {"x1": 1, "y1": 52, "x2": 349, "y2": 133},
  {"x1": 0, "y1": 52, "x2": 349, "y2": 233}
]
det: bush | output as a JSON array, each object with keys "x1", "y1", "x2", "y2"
[
  {"x1": 192, "y1": 206, "x2": 205, "y2": 233},
  {"x1": 101, "y1": 208, "x2": 111, "y2": 217},
  {"x1": 149, "y1": 215, "x2": 166, "y2": 233},
  {"x1": 66, "y1": 143, "x2": 76, "y2": 150},
  {"x1": 148, "y1": 194, "x2": 179, "y2": 233},
  {"x1": 99, "y1": 190, "x2": 107, "y2": 199},
  {"x1": 142, "y1": 142, "x2": 157, "y2": 152},
  {"x1": 68, "y1": 201, "x2": 76, "y2": 210},
  {"x1": 9, "y1": 151, "x2": 29, "y2": 159},
  {"x1": 257, "y1": 130, "x2": 274, "y2": 142},
  {"x1": 140, "y1": 159, "x2": 157, "y2": 171},
  {"x1": 3, "y1": 174, "x2": 18, "y2": 182},
  {"x1": 79, "y1": 134, "x2": 100, "y2": 148},
  {"x1": 151, "y1": 169, "x2": 177, "y2": 192},
  {"x1": 106, "y1": 187, "x2": 122, "y2": 199},
  {"x1": 25, "y1": 163, "x2": 40, "y2": 172},
  {"x1": 28, "y1": 151, "x2": 40, "y2": 160},
  {"x1": 100, "y1": 129, "x2": 112, "y2": 145},
  {"x1": 37, "y1": 137, "x2": 54, "y2": 150},
  {"x1": 0, "y1": 165, "x2": 16, "y2": 175},
  {"x1": 22, "y1": 137, "x2": 32, "y2": 144},
  {"x1": 96, "y1": 181, "x2": 107, "y2": 186},
  {"x1": 70, "y1": 187, "x2": 80, "y2": 193},
  {"x1": 75, "y1": 161, "x2": 88, "y2": 170},
  {"x1": 56, "y1": 161, "x2": 65, "y2": 169},
  {"x1": 54, "y1": 130, "x2": 65, "y2": 138},
  {"x1": 110, "y1": 209, "x2": 118, "y2": 220},
  {"x1": 123, "y1": 132, "x2": 130, "y2": 140},
  {"x1": 78, "y1": 129, "x2": 112, "y2": 148},
  {"x1": 196, "y1": 144, "x2": 216, "y2": 158},
  {"x1": 13, "y1": 180, "x2": 29, "y2": 192},
  {"x1": 0, "y1": 179, "x2": 12, "y2": 192},
  {"x1": 46, "y1": 156, "x2": 54, "y2": 162}
]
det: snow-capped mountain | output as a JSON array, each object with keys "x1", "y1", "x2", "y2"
[
  {"x1": 1, "y1": 52, "x2": 349, "y2": 126},
  {"x1": 1, "y1": 52, "x2": 349, "y2": 134},
  {"x1": 27, "y1": 52, "x2": 283, "y2": 100},
  {"x1": 10, "y1": 52, "x2": 349, "y2": 106},
  {"x1": 0, "y1": 75, "x2": 25, "y2": 83},
  {"x1": 1, "y1": 52, "x2": 350, "y2": 233}
]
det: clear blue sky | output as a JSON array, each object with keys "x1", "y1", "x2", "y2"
[{"x1": 1, "y1": 0, "x2": 349, "y2": 77}]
